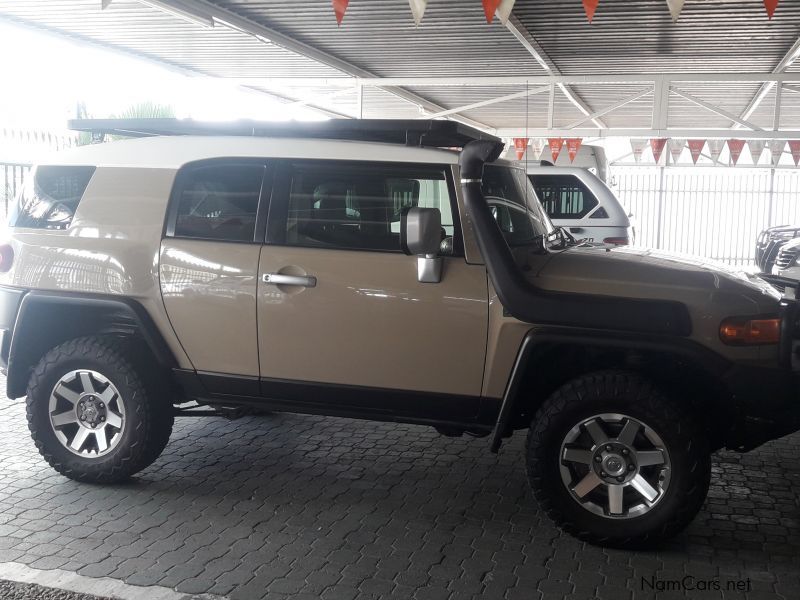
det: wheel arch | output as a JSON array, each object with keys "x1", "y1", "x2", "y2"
[
  {"x1": 490, "y1": 327, "x2": 733, "y2": 452},
  {"x1": 7, "y1": 291, "x2": 177, "y2": 399}
]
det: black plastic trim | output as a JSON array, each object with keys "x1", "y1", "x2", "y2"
[
  {"x1": 459, "y1": 140, "x2": 692, "y2": 337},
  {"x1": 171, "y1": 369, "x2": 488, "y2": 430},
  {"x1": 5, "y1": 290, "x2": 177, "y2": 398},
  {"x1": 489, "y1": 326, "x2": 732, "y2": 452}
]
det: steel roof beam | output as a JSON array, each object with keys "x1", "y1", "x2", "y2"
[
  {"x1": 565, "y1": 89, "x2": 653, "y2": 129},
  {"x1": 147, "y1": 0, "x2": 492, "y2": 131},
  {"x1": 503, "y1": 15, "x2": 606, "y2": 129},
  {"x1": 228, "y1": 74, "x2": 800, "y2": 87},
  {"x1": 423, "y1": 86, "x2": 549, "y2": 120},
  {"x1": 736, "y1": 37, "x2": 800, "y2": 128},
  {"x1": 669, "y1": 87, "x2": 763, "y2": 131}
]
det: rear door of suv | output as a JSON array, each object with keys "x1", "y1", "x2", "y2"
[
  {"x1": 256, "y1": 159, "x2": 488, "y2": 421},
  {"x1": 159, "y1": 159, "x2": 270, "y2": 394}
]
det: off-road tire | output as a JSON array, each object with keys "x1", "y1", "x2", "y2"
[
  {"x1": 26, "y1": 336, "x2": 174, "y2": 483},
  {"x1": 526, "y1": 370, "x2": 710, "y2": 547}
]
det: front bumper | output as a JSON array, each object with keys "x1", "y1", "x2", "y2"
[{"x1": 720, "y1": 288, "x2": 800, "y2": 450}]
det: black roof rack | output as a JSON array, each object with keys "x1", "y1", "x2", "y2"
[{"x1": 67, "y1": 118, "x2": 500, "y2": 149}]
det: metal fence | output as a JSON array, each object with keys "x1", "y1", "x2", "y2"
[
  {"x1": 610, "y1": 166, "x2": 800, "y2": 268},
  {"x1": 1, "y1": 163, "x2": 30, "y2": 218}
]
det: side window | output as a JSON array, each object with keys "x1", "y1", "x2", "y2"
[
  {"x1": 172, "y1": 163, "x2": 265, "y2": 242},
  {"x1": 278, "y1": 162, "x2": 455, "y2": 253},
  {"x1": 530, "y1": 174, "x2": 598, "y2": 220},
  {"x1": 9, "y1": 166, "x2": 95, "y2": 230}
]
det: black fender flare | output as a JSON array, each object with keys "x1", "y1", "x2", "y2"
[
  {"x1": 6, "y1": 290, "x2": 177, "y2": 398},
  {"x1": 489, "y1": 327, "x2": 731, "y2": 452}
]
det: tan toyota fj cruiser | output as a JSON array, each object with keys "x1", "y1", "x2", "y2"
[{"x1": 0, "y1": 119, "x2": 797, "y2": 547}]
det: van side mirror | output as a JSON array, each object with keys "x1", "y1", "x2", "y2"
[{"x1": 401, "y1": 207, "x2": 443, "y2": 283}]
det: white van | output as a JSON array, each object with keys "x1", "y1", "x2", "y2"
[{"x1": 527, "y1": 166, "x2": 634, "y2": 245}]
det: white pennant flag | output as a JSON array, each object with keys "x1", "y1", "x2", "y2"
[
  {"x1": 408, "y1": 0, "x2": 427, "y2": 26},
  {"x1": 666, "y1": 0, "x2": 685, "y2": 21},
  {"x1": 530, "y1": 138, "x2": 545, "y2": 161},
  {"x1": 748, "y1": 140, "x2": 767, "y2": 165},
  {"x1": 707, "y1": 139, "x2": 725, "y2": 163},
  {"x1": 630, "y1": 139, "x2": 648, "y2": 164},
  {"x1": 496, "y1": 0, "x2": 517, "y2": 24},
  {"x1": 770, "y1": 140, "x2": 786, "y2": 167},
  {"x1": 668, "y1": 139, "x2": 685, "y2": 163}
]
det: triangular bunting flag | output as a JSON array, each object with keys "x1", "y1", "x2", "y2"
[
  {"x1": 687, "y1": 140, "x2": 705, "y2": 164},
  {"x1": 650, "y1": 138, "x2": 668, "y2": 163},
  {"x1": 666, "y1": 0, "x2": 685, "y2": 21},
  {"x1": 530, "y1": 138, "x2": 545, "y2": 161},
  {"x1": 770, "y1": 140, "x2": 786, "y2": 166},
  {"x1": 513, "y1": 138, "x2": 529, "y2": 161},
  {"x1": 630, "y1": 139, "x2": 648, "y2": 164},
  {"x1": 582, "y1": 0, "x2": 599, "y2": 22},
  {"x1": 548, "y1": 138, "x2": 564, "y2": 162},
  {"x1": 789, "y1": 140, "x2": 800, "y2": 166},
  {"x1": 332, "y1": 0, "x2": 349, "y2": 25},
  {"x1": 495, "y1": 0, "x2": 516, "y2": 24},
  {"x1": 748, "y1": 140, "x2": 767, "y2": 165},
  {"x1": 409, "y1": 0, "x2": 427, "y2": 26},
  {"x1": 707, "y1": 139, "x2": 725, "y2": 163},
  {"x1": 728, "y1": 139, "x2": 746, "y2": 166},
  {"x1": 566, "y1": 138, "x2": 583, "y2": 162},
  {"x1": 764, "y1": 0, "x2": 779, "y2": 19},
  {"x1": 482, "y1": 0, "x2": 502, "y2": 23},
  {"x1": 669, "y1": 139, "x2": 685, "y2": 163}
]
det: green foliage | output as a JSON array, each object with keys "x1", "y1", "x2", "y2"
[{"x1": 75, "y1": 101, "x2": 176, "y2": 145}]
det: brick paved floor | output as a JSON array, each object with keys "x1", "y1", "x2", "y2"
[{"x1": 0, "y1": 376, "x2": 798, "y2": 600}]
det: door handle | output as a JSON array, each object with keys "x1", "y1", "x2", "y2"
[
  {"x1": 262, "y1": 273, "x2": 317, "y2": 288},
  {"x1": 569, "y1": 227, "x2": 584, "y2": 233}
]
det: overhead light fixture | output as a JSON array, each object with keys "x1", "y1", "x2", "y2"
[{"x1": 138, "y1": 0, "x2": 214, "y2": 29}]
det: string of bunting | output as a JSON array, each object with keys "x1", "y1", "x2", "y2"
[
  {"x1": 331, "y1": 1, "x2": 782, "y2": 26},
  {"x1": 627, "y1": 138, "x2": 800, "y2": 166}
]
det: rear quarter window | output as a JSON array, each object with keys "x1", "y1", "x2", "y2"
[
  {"x1": 9, "y1": 166, "x2": 96, "y2": 230},
  {"x1": 530, "y1": 174, "x2": 598, "y2": 220}
]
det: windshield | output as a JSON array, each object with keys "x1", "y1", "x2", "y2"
[{"x1": 481, "y1": 164, "x2": 555, "y2": 247}]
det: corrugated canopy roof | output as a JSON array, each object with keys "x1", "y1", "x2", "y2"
[{"x1": 2, "y1": 0, "x2": 800, "y2": 137}]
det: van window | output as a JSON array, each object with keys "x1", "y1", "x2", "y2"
[
  {"x1": 530, "y1": 174, "x2": 598, "y2": 220},
  {"x1": 276, "y1": 162, "x2": 455, "y2": 253},
  {"x1": 9, "y1": 166, "x2": 95, "y2": 230},
  {"x1": 172, "y1": 163, "x2": 265, "y2": 242}
]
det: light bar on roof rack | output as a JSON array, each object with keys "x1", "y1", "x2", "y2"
[{"x1": 66, "y1": 118, "x2": 501, "y2": 149}]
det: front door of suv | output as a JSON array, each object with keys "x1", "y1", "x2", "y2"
[{"x1": 257, "y1": 160, "x2": 488, "y2": 421}]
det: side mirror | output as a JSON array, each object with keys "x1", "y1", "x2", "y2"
[{"x1": 401, "y1": 207, "x2": 443, "y2": 283}]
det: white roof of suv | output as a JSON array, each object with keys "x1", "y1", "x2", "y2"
[{"x1": 43, "y1": 136, "x2": 463, "y2": 170}]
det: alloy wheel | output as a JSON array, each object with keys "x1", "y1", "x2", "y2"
[
  {"x1": 48, "y1": 369, "x2": 126, "y2": 457},
  {"x1": 559, "y1": 413, "x2": 671, "y2": 519}
]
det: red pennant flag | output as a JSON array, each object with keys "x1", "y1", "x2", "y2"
[
  {"x1": 513, "y1": 138, "x2": 529, "y2": 161},
  {"x1": 687, "y1": 140, "x2": 705, "y2": 164},
  {"x1": 728, "y1": 139, "x2": 746, "y2": 165},
  {"x1": 548, "y1": 138, "x2": 564, "y2": 162},
  {"x1": 332, "y1": 0, "x2": 349, "y2": 25},
  {"x1": 789, "y1": 140, "x2": 800, "y2": 166},
  {"x1": 482, "y1": 0, "x2": 502, "y2": 23},
  {"x1": 566, "y1": 138, "x2": 583, "y2": 162},
  {"x1": 582, "y1": 0, "x2": 599, "y2": 22},
  {"x1": 764, "y1": 0, "x2": 779, "y2": 19},
  {"x1": 650, "y1": 138, "x2": 668, "y2": 163}
]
